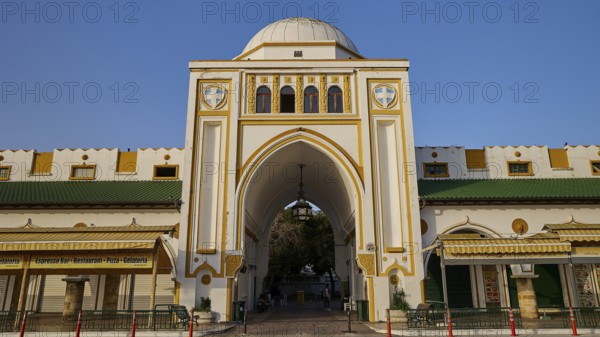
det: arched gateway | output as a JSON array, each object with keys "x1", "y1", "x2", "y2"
[{"x1": 176, "y1": 18, "x2": 424, "y2": 322}]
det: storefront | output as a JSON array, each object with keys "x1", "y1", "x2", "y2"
[
  {"x1": 424, "y1": 223, "x2": 600, "y2": 318},
  {"x1": 0, "y1": 224, "x2": 176, "y2": 318}
]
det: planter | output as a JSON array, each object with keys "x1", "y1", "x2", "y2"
[
  {"x1": 389, "y1": 309, "x2": 408, "y2": 323},
  {"x1": 197, "y1": 311, "x2": 213, "y2": 324}
]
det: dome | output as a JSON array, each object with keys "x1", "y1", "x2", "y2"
[{"x1": 241, "y1": 17, "x2": 359, "y2": 55}]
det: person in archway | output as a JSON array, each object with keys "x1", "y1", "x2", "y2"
[{"x1": 323, "y1": 285, "x2": 331, "y2": 309}]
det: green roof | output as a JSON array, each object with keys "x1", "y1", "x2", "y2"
[
  {"x1": 418, "y1": 178, "x2": 600, "y2": 201},
  {"x1": 0, "y1": 181, "x2": 182, "y2": 206}
]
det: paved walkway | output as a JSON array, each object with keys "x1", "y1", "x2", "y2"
[{"x1": 225, "y1": 298, "x2": 376, "y2": 336}]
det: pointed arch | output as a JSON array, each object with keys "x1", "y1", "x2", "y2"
[{"x1": 235, "y1": 128, "x2": 366, "y2": 251}]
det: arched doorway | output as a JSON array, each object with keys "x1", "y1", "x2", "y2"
[{"x1": 235, "y1": 134, "x2": 365, "y2": 314}]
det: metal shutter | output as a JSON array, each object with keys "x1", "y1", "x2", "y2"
[
  {"x1": 132, "y1": 274, "x2": 174, "y2": 310},
  {"x1": 0, "y1": 276, "x2": 7, "y2": 310},
  {"x1": 39, "y1": 275, "x2": 65, "y2": 313}
]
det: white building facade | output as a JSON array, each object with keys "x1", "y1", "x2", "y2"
[{"x1": 1, "y1": 18, "x2": 600, "y2": 323}]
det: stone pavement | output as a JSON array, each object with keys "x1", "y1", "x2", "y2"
[{"x1": 222, "y1": 298, "x2": 377, "y2": 336}]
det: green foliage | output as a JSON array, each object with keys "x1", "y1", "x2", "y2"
[
  {"x1": 198, "y1": 297, "x2": 211, "y2": 312},
  {"x1": 390, "y1": 288, "x2": 410, "y2": 312},
  {"x1": 268, "y1": 210, "x2": 335, "y2": 281}
]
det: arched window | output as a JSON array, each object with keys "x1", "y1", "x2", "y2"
[
  {"x1": 280, "y1": 86, "x2": 295, "y2": 113},
  {"x1": 304, "y1": 86, "x2": 319, "y2": 113},
  {"x1": 256, "y1": 86, "x2": 271, "y2": 113},
  {"x1": 327, "y1": 86, "x2": 343, "y2": 113}
]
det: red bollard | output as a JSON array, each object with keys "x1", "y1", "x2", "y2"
[
  {"x1": 386, "y1": 308, "x2": 391, "y2": 337},
  {"x1": 188, "y1": 309, "x2": 194, "y2": 337},
  {"x1": 131, "y1": 310, "x2": 137, "y2": 337},
  {"x1": 569, "y1": 307, "x2": 578, "y2": 336},
  {"x1": 74, "y1": 310, "x2": 83, "y2": 337},
  {"x1": 446, "y1": 308, "x2": 454, "y2": 337},
  {"x1": 509, "y1": 307, "x2": 517, "y2": 336},
  {"x1": 18, "y1": 311, "x2": 27, "y2": 337}
]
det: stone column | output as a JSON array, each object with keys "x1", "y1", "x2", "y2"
[
  {"x1": 513, "y1": 276, "x2": 539, "y2": 319},
  {"x1": 102, "y1": 275, "x2": 121, "y2": 310},
  {"x1": 62, "y1": 276, "x2": 90, "y2": 320}
]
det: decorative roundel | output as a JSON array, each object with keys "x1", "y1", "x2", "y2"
[
  {"x1": 420, "y1": 219, "x2": 429, "y2": 235},
  {"x1": 512, "y1": 218, "x2": 529, "y2": 234},
  {"x1": 202, "y1": 84, "x2": 228, "y2": 110},
  {"x1": 372, "y1": 84, "x2": 397, "y2": 109},
  {"x1": 389, "y1": 275, "x2": 399, "y2": 285},
  {"x1": 514, "y1": 151, "x2": 521, "y2": 157},
  {"x1": 597, "y1": 150, "x2": 600, "y2": 156},
  {"x1": 0, "y1": 156, "x2": 4, "y2": 161},
  {"x1": 82, "y1": 154, "x2": 89, "y2": 160},
  {"x1": 201, "y1": 274, "x2": 212, "y2": 285},
  {"x1": 164, "y1": 154, "x2": 171, "y2": 160},
  {"x1": 431, "y1": 152, "x2": 438, "y2": 158}
]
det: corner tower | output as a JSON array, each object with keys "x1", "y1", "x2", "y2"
[{"x1": 177, "y1": 17, "x2": 423, "y2": 322}]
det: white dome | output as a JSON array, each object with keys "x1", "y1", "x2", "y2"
[{"x1": 241, "y1": 17, "x2": 359, "y2": 55}]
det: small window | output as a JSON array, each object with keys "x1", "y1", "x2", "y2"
[
  {"x1": 0, "y1": 166, "x2": 11, "y2": 181},
  {"x1": 154, "y1": 165, "x2": 179, "y2": 180},
  {"x1": 303, "y1": 86, "x2": 319, "y2": 113},
  {"x1": 508, "y1": 161, "x2": 533, "y2": 176},
  {"x1": 591, "y1": 161, "x2": 600, "y2": 175},
  {"x1": 423, "y1": 163, "x2": 449, "y2": 178},
  {"x1": 327, "y1": 86, "x2": 343, "y2": 113},
  {"x1": 70, "y1": 165, "x2": 96, "y2": 180},
  {"x1": 280, "y1": 86, "x2": 295, "y2": 113},
  {"x1": 256, "y1": 86, "x2": 271, "y2": 113}
]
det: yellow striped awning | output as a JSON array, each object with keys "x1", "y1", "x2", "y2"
[
  {"x1": 0, "y1": 225, "x2": 172, "y2": 251},
  {"x1": 442, "y1": 238, "x2": 571, "y2": 255},
  {"x1": 554, "y1": 230, "x2": 600, "y2": 242}
]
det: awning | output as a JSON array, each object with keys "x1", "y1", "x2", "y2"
[
  {"x1": 543, "y1": 223, "x2": 600, "y2": 242},
  {"x1": 555, "y1": 230, "x2": 600, "y2": 242},
  {"x1": 442, "y1": 238, "x2": 571, "y2": 255},
  {"x1": 0, "y1": 225, "x2": 173, "y2": 251}
]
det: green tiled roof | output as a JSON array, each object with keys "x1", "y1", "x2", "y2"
[
  {"x1": 0, "y1": 181, "x2": 182, "y2": 206},
  {"x1": 418, "y1": 178, "x2": 600, "y2": 201}
]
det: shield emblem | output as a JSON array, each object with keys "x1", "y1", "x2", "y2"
[
  {"x1": 373, "y1": 84, "x2": 397, "y2": 109},
  {"x1": 203, "y1": 84, "x2": 227, "y2": 110}
]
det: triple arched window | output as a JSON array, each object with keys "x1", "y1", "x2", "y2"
[
  {"x1": 327, "y1": 86, "x2": 343, "y2": 113},
  {"x1": 280, "y1": 86, "x2": 295, "y2": 113},
  {"x1": 256, "y1": 86, "x2": 271, "y2": 113},
  {"x1": 304, "y1": 86, "x2": 319, "y2": 113},
  {"x1": 255, "y1": 84, "x2": 344, "y2": 113}
]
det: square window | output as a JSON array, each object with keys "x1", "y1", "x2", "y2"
[
  {"x1": 423, "y1": 163, "x2": 449, "y2": 178},
  {"x1": 591, "y1": 161, "x2": 600, "y2": 175},
  {"x1": 154, "y1": 165, "x2": 178, "y2": 180},
  {"x1": 0, "y1": 166, "x2": 11, "y2": 181},
  {"x1": 508, "y1": 162, "x2": 532, "y2": 176},
  {"x1": 70, "y1": 165, "x2": 96, "y2": 180}
]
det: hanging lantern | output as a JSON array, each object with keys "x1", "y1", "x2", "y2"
[{"x1": 291, "y1": 164, "x2": 312, "y2": 222}]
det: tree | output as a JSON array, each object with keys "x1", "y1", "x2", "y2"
[
  {"x1": 268, "y1": 209, "x2": 336, "y2": 290},
  {"x1": 302, "y1": 211, "x2": 335, "y2": 290}
]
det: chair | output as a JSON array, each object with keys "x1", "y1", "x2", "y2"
[
  {"x1": 408, "y1": 303, "x2": 433, "y2": 326},
  {"x1": 170, "y1": 305, "x2": 199, "y2": 328}
]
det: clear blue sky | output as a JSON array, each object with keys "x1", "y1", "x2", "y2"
[{"x1": 1, "y1": 0, "x2": 599, "y2": 151}]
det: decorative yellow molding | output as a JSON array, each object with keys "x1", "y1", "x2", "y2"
[
  {"x1": 343, "y1": 75, "x2": 351, "y2": 113},
  {"x1": 319, "y1": 74, "x2": 327, "y2": 113},
  {"x1": 296, "y1": 75, "x2": 303, "y2": 113},
  {"x1": 247, "y1": 74, "x2": 256, "y2": 114},
  {"x1": 225, "y1": 254, "x2": 244, "y2": 277},
  {"x1": 272, "y1": 75, "x2": 280, "y2": 114},
  {"x1": 200, "y1": 274, "x2": 211, "y2": 285},
  {"x1": 356, "y1": 253, "x2": 375, "y2": 276},
  {"x1": 512, "y1": 218, "x2": 529, "y2": 234}
]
